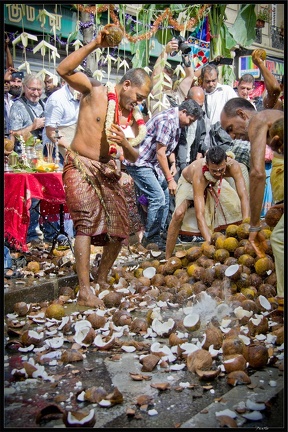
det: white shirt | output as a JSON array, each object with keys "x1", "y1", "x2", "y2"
[{"x1": 204, "y1": 83, "x2": 237, "y2": 125}]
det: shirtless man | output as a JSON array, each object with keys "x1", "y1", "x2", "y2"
[
  {"x1": 57, "y1": 26, "x2": 152, "y2": 307},
  {"x1": 166, "y1": 146, "x2": 249, "y2": 259},
  {"x1": 221, "y1": 97, "x2": 284, "y2": 307}
]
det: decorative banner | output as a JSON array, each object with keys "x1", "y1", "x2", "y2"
[
  {"x1": 238, "y1": 56, "x2": 261, "y2": 78},
  {"x1": 187, "y1": 36, "x2": 210, "y2": 70}
]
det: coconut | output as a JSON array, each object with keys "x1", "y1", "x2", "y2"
[
  {"x1": 248, "y1": 315, "x2": 269, "y2": 336},
  {"x1": 210, "y1": 231, "x2": 225, "y2": 245},
  {"x1": 271, "y1": 326, "x2": 284, "y2": 345},
  {"x1": 237, "y1": 254, "x2": 255, "y2": 268},
  {"x1": 214, "y1": 248, "x2": 230, "y2": 264},
  {"x1": 4, "y1": 138, "x2": 14, "y2": 153},
  {"x1": 185, "y1": 246, "x2": 202, "y2": 262},
  {"x1": 223, "y1": 237, "x2": 239, "y2": 253},
  {"x1": 87, "y1": 312, "x2": 106, "y2": 329},
  {"x1": 103, "y1": 24, "x2": 123, "y2": 46},
  {"x1": 224, "y1": 257, "x2": 238, "y2": 266},
  {"x1": 265, "y1": 272, "x2": 277, "y2": 287},
  {"x1": 254, "y1": 295, "x2": 272, "y2": 312},
  {"x1": 142, "y1": 266, "x2": 157, "y2": 279},
  {"x1": 224, "y1": 264, "x2": 242, "y2": 280},
  {"x1": 260, "y1": 228, "x2": 272, "y2": 239},
  {"x1": 201, "y1": 266, "x2": 216, "y2": 286},
  {"x1": 21, "y1": 329, "x2": 44, "y2": 346},
  {"x1": 254, "y1": 256, "x2": 275, "y2": 276},
  {"x1": 112, "y1": 310, "x2": 132, "y2": 326},
  {"x1": 157, "y1": 291, "x2": 174, "y2": 302},
  {"x1": 186, "y1": 263, "x2": 201, "y2": 279},
  {"x1": 240, "y1": 286, "x2": 257, "y2": 300},
  {"x1": 258, "y1": 283, "x2": 276, "y2": 298},
  {"x1": 163, "y1": 257, "x2": 183, "y2": 275},
  {"x1": 45, "y1": 303, "x2": 66, "y2": 320},
  {"x1": 244, "y1": 343, "x2": 269, "y2": 369},
  {"x1": 187, "y1": 349, "x2": 213, "y2": 372},
  {"x1": 201, "y1": 242, "x2": 216, "y2": 258},
  {"x1": 236, "y1": 273, "x2": 251, "y2": 289},
  {"x1": 63, "y1": 408, "x2": 96, "y2": 428},
  {"x1": 151, "y1": 273, "x2": 165, "y2": 286},
  {"x1": 241, "y1": 299, "x2": 258, "y2": 314},
  {"x1": 130, "y1": 317, "x2": 148, "y2": 333},
  {"x1": 137, "y1": 276, "x2": 151, "y2": 287},
  {"x1": 151, "y1": 318, "x2": 176, "y2": 337},
  {"x1": 103, "y1": 291, "x2": 123, "y2": 308},
  {"x1": 202, "y1": 325, "x2": 223, "y2": 350},
  {"x1": 265, "y1": 207, "x2": 283, "y2": 228},
  {"x1": 226, "y1": 370, "x2": 251, "y2": 386},
  {"x1": 27, "y1": 261, "x2": 41, "y2": 273},
  {"x1": 233, "y1": 247, "x2": 245, "y2": 260},
  {"x1": 225, "y1": 224, "x2": 239, "y2": 237},
  {"x1": 214, "y1": 264, "x2": 228, "y2": 279},
  {"x1": 222, "y1": 337, "x2": 244, "y2": 356},
  {"x1": 164, "y1": 274, "x2": 180, "y2": 289},
  {"x1": 134, "y1": 267, "x2": 143, "y2": 278},
  {"x1": 192, "y1": 281, "x2": 207, "y2": 294},
  {"x1": 13, "y1": 302, "x2": 30, "y2": 317},
  {"x1": 243, "y1": 242, "x2": 257, "y2": 257},
  {"x1": 179, "y1": 282, "x2": 194, "y2": 296},
  {"x1": 236, "y1": 223, "x2": 250, "y2": 240},
  {"x1": 215, "y1": 235, "x2": 226, "y2": 249},
  {"x1": 183, "y1": 313, "x2": 201, "y2": 332},
  {"x1": 206, "y1": 285, "x2": 223, "y2": 300},
  {"x1": 197, "y1": 256, "x2": 214, "y2": 268},
  {"x1": 59, "y1": 286, "x2": 75, "y2": 299},
  {"x1": 223, "y1": 354, "x2": 247, "y2": 373},
  {"x1": 249, "y1": 273, "x2": 263, "y2": 288},
  {"x1": 140, "y1": 354, "x2": 160, "y2": 372},
  {"x1": 168, "y1": 332, "x2": 187, "y2": 346}
]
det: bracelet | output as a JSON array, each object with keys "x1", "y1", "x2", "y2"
[
  {"x1": 249, "y1": 226, "x2": 261, "y2": 232},
  {"x1": 166, "y1": 177, "x2": 173, "y2": 182}
]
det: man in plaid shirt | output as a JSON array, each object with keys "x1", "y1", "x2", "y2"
[{"x1": 123, "y1": 99, "x2": 202, "y2": 250}]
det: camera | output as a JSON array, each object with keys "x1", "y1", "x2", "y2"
[
  {"x1": 170, "y1": 36, "x2": 191, "y2": 57},
  {"x1": 11, "y1": 71, "x2": 24, "y2": 79}
]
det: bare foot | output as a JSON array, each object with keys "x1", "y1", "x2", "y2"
[{"x1": 77, "y1": 287, "x2": 104, "y2": 308}]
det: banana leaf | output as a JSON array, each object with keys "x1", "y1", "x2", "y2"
[{"x1": 228, "y1": 4, "x2": 257, "y2": 47}]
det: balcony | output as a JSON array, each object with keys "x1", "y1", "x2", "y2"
[{"x1": 270, "y1": 25, "x2": 284, "y2": 50}]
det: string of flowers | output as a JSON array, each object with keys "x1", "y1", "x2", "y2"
[
  {"x1": 105, "y1": 82, "x2": 147, "y2": 157},
  {"x1": 74, "y1": 4, "x2": 211, "y2": 42}
]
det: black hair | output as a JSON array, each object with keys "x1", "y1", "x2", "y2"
[
  {"x1": 200, "y1": 64, "x2": 219, "y2": 80},
  {"x1": 222, "y1": 97, "x2": 256, "y2": 117},
  {"x1": 238, "y1": 74, "x2": 255, "y2": 85},
  {"x1": 119, "y1": 68, "x2": 152, "y2": 90},
  {"x1": 206, "y1": 146, "x2": 227, "y2": 165},
  {"x1": 178, "y1": 99, "x2": 203, "y2": 120}
]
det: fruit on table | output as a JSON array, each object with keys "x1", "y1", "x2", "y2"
[
  {"x1": 35, "y1": 160, "x2": 59, "y2": 172},
  {"x1": 4, "y1": 138, "x2": 14, "y2": 153}
]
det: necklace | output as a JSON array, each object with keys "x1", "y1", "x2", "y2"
[{"x1": 105, "y1": 83, "x2": 147, "y2": 157}]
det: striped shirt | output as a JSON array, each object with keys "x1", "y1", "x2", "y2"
[{"x1": 124, "y1": 106, "x2": 181, "y2": 177}]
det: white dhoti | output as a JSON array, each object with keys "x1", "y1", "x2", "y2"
[{"x1": 175, "y1": 174, "x2": 243, "y2": 235}]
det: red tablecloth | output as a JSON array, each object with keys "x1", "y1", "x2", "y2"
[{"x1": 4, "y1": 172, "x2": 67, "y2": 252}]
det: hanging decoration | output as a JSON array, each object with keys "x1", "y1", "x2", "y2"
[
  {"x1": 187, "y1": 36, "x2": 211, "y2": 70},
  {"x1": 74, "y1": 4, "x2": 210, "y2": 42}
]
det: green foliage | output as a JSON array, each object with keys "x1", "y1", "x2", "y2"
[{"x1": 228, "y1": 5, "x2": 257, "y2": 47}]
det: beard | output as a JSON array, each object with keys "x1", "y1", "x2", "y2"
[{"x1": 9, "y1": 87, "x2": 22, "y2": 97}]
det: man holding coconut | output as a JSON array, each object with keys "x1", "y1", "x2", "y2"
[{"x1": 57, "y1": 25, "x2": 152, "y2": 308}]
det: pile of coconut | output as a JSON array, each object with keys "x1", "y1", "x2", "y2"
[{"x1": 4, "y1": 220, "x2": 284, "y2": 427}]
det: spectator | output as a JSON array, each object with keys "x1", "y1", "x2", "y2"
[
  {"x1": 200, "y1": 64, "x2": 237, "y2": 149},
  {"x1": 9, "y1": 73, "x2": 46, "y2": 246},
  {"x1": 9, "y1": 72, "x2": 23, "y2": 102},
  {"x1": 43, "y1": 73, "x2": 60, "y2": 102},
  {"x1": 175, "y1": 86, "x2": 207, "y2": 176},
  {"x1": 123, "y1": 99, "x2": 203, "y2": 250},
  {"x1": 149, "y1": 39, "x2": 195, "y2": 117},
  {"x1": 41, "y1": 82, "x2": 81, "y2": 244},
  {"x1": 57, "y1": 26, "x2": 152, "y2": 308},
  {"x1": 236, "y1": 73, "x2": 256, "y2": 108},
  {"x1": 220, "y1": 97, "x2": 284, "y2": 310},
  {"x1": 166, "y1": 146, "x2": 250, "y2": 259},
  {"x1": 4, "y1": 68, "x2": 14, "y2": 137}
]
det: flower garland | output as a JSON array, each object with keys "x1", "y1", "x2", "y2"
[{"x1": 105, "y1": 83, "x2": 147, "y2": 157}]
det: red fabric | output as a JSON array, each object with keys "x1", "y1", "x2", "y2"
[{"x1": 4, "y1": 172, "x2": 66, "y2": 252}]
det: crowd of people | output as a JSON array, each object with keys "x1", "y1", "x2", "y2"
[{"x1": 4, "y1": 29, "x2": 284, "y2": 310}]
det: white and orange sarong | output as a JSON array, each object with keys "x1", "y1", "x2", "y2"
[
  {"x1": 63, "y1": 149, "x2": 129, "y2": 245},
  {"x1": 175, "y1": 171, "x2": 244, "y2": 236}
]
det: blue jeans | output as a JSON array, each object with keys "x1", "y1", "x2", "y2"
[
  {"x1": 126, "y1": 166, "x2": 169, "y2": 240},
  {"x1": 27, "y1": 198, "x2": 43, "y2": 242}
]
